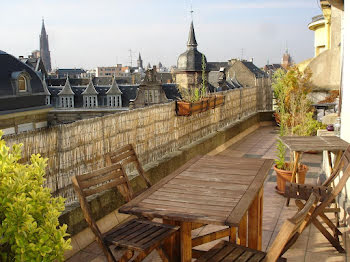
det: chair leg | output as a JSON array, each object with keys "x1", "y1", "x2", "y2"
[
  {"x1": 312, "y1": 217, "x2": 345, "y2": 253},
  {"x1": 133, "y1": 251, "x2": 148, "y2": 262},
  {"x1": 319, "y1": 212, "x2": 342, "y2": 236},
  {"x1": 295, "y1": 199, "x2": 344, "y2": 253},
  {"x1": 156, "y1": 246, "x2": 170, "y2": 262},
  {"x1": 118, "y1": 250, "x2": 134, "y2": 262}
]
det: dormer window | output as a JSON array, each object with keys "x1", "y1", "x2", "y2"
[
  {"x1": 18, "y1": 75, "x2": 27, "y2": 92},
  {"x1": 11, "y1": 71, "x2": 31, "y2": 94}
]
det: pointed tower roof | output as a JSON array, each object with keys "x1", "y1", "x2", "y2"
[
  {"x1": 138, "y1": 52, "x2": 142, "y2": 61},
  {"x1": 58, "y1": 76, "x2": 74, "y2": 95},
  {"x1": 187, "y1": 21, "x2": 198, "y2": 49},
  {"x1": 106, "y1": 76, "x2": 122, "y2": 95},
  {"x1": 82, "y1": 78, "x2": 98, "y2": 95},
  {"x1": 41, "y1": 18, "x2": 47, "y2": 36},
  {"x1": 177, "y1": 21, "x2": 206, "y2": 72},
  {"x1": 42, "y1": 75, "x2": 51, "y2": 95}
]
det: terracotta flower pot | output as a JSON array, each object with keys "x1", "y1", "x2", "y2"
[
  {"x1": 176, "y1": 99, "x2": 208, "y2": 116},
  {"x1": 176, "y1": 95, "x2": 225, "y2": 116},
  {"x1": 274, "y1": 163, "x2": 308, "y2": 195}
]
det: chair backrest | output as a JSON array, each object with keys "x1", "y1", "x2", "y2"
[
  {"x1": 264, "y1": 193, "x2": 318, "y2": 262},
  {"x1": 105, "y1": 144, "x2": 152, "y2": 189},
  {"x1": 72, "y1": 163, "x2": 133, "y2": 261},
  {"x1": 323, "y1": 145, "x2": 350, "y2": 187},
  {"x1": 313, "y1": 146, "x2": 350, "y2": 218}
]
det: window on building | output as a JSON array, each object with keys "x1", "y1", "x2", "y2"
[
  {"x1": 154, "y1": 90, "x2": 159, "y2": 103},
  {"x1": 18, "y1": 75, "x2": 27, "y2": 92},
  {"x1": 149, "y1": 90, "x2": 153, "y2": 103},
  {"x1": 145, "y1": 90, "x2": 148, "y2": 103}
]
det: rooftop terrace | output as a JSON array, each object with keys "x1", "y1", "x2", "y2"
[{"x1": 66, "y1": 126, "x2": 350, "y2": 262}]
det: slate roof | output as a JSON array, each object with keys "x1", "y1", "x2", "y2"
[
  {"x1": 207, "y1": 62, "x2": 228, "y2": 71},
  {"x1": 187, "y1": 21, "x2": 198, "y2": 47},
  {"x1": 241, "y1": 61, "x2": 266, "y2": 77},
  {"x1": 81, "y1": 79, "x2": 98, "y2": 95},
  {"x1": 58, "y1": 77, "x2": 74, "y2": 95},
  {"x1": 162, "y1": 83, "x2": 180, "y2": 100},
  {"x1": 0, "y1": 50, "x2": 47, "y2": 111},
  {"x1": 106, "y1": 77, "x2": 122, "y2": 95},
  {"x1": 42, "y1": 76, "x2": 51, "y2": 95},
  {"x1": 177, "y1": 22, "x2": 207, "y2": 72},
  {"x1": 119, "y1": 85, "x2": 138, "y2": 107},
  {"x1": 47, "y1": 76, "x2": 131, "y2": 86},
  {"x1": 48, "y1": 83, "x2": 180, "y2": 107}
]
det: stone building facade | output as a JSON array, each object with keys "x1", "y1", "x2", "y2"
[
  {"x1": 227, "y1": 59, "x2": 269, "y2": 88},
  {"x1": 130, "y1": 67, "x2": 169, "y2": 109}
]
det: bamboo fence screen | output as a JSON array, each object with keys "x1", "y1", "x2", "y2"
[{"x1": 4, "y1": 87, "x2": 271, "y2": 205}]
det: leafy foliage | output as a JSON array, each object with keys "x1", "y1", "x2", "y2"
[
  {"x1": 177, "y1": 54, "x2": 208, "y2": 102},
  {"x1": 0, "y1": 131, "x2": 71, "y2": 261},
  {"x1": 272, "y1": 66, "x2": 325, "y2": 169}
]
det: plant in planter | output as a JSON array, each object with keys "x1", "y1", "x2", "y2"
[
  {"x1": 272, "y1": 66, "x2": 324, "y2": 194},
  {"x1": 176, "y1": 55, "x2": 224, "y2": 116},
  {"x1": 0, "y1": 131, "x2": 71, "y2": 261}
]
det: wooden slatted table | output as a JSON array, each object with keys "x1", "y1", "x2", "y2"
[
  {"x1": 279, "y1": 136, "x2": 349, "y2": 183},
  {"x1": 119, "y1": 155, "x2": 274, "y2": 262}
]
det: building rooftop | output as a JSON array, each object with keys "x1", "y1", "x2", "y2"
[{"x1": 66, "y1": 126, "x2": 350, "y2": 262}]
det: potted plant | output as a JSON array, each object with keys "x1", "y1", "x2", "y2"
[
  {"x1": 176, "y1": 55, "x2": 224, "y2": 116},
  {"x1": 272, "y1": 67, "x2": 324, "y2": 194}
]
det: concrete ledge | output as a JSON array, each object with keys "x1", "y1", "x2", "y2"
[{"x1": 61, "y1": 111, "x2": 274, "y2": 258}]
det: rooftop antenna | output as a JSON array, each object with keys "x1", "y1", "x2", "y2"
[
  {"x1": 241, "y1": 48, "x2": 244, "y2": 60},
  {"x1": 128, "y1": 49, "x2": 133, "y2": 67}
]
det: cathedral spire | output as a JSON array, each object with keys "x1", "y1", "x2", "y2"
[
  {"x1": 41, "y1": 18, "x2": 46, "y2": 36},
  {"x1": 137, "y1": 52, "x2": 143, "y2": 68},
  {"x1": 40, "y1": 19, "x2": 52, "y2": 72},
  {"x1": 187, "y1": 21, "x2": 198, "y2": 49}
]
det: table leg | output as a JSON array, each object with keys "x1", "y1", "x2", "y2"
[
  {"x1": 229, "y1": 227, "x2": 236, "y2": 243},
  {"x1": 238, "y1": 212, "x2": 247, "y2": 247},
  {"x1": 286, "y1": 151, "x2": 301, "y2": 207},
  {"x1": 180, "y1": 222, "x2": 192, "y2": 262},
  {"x1": 334, "y1": 151, "x2": 343, "y2": 169},
  {"x1": 332, "y1": 150, "x2": 343, "y2": 227},
  {"x1": 163, "y1": 219, "x2": 180, "y2": 262},
  {"x1": 291, "y1": 151, "x2": 301, "y2": 183},
  {"x1": 248, "y1": 187, "x2": 263, "y2": 250}
]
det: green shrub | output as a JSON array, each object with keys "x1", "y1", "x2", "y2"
[
  {"x1": 272, "y1": 66, "x2": 324, "y2": 170},
  {"x1": 0, "y1": 131, "x2": 71, "y2": 261}
]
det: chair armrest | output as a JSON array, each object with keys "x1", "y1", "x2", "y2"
[{"x1": 284, "y1": 182, "x2": 332, "y2": 201}]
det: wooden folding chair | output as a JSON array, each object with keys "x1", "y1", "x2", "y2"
[
  {"x1": 284, "y1": 146, "x2": 350, "y2": 253},
  {"x1": 285, "y1": 146, "x2": 350, "y2": 225},
  {"x1": 106, "y1": 144, "x2": 152, "y2": 195},
  {"x1": 196, "y1": 193, "x2": 318, "y2": 262},
  {"x1": 72, "y1": 163, "x2": 179, "y2": 262}
]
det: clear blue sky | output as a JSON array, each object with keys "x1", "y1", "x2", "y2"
[{"x1": 0, "y1": 0, "x2": 322, "y2": 69}]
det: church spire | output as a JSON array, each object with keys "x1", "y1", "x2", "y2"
[
  {"x1": 41, "y1": 18, "x2": 47, "y2": 36},
  {"x1": 137, "y1": 52, "x2": 143, "y2": 68},
  {"x1": 187, "y1": 21, "x2": 198, "y2": 49},
  {"x1": 40, "y1": 18, "x2": 52, "y2": 72}
]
